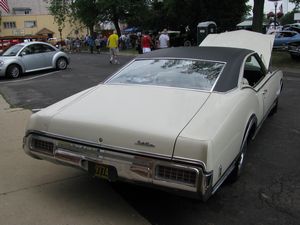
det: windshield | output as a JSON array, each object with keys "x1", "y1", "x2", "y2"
[
  {"x1": 107, "y1": 59, "x2": 225, "y2": 91},
  {"x1": 3, "y1": 44, "x2": 24, "y2": 56}
]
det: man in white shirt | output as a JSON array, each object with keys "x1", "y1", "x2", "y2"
[{"x1": 159, "y1": 29, "x2": 170, "y2": 48}]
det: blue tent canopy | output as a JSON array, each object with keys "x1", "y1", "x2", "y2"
[{"x1": 123, "y1": 27, "x2": 139, "y2": 33}]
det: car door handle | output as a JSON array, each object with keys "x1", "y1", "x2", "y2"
[{"x1": 262, "y1": 89, "x2": 268, "y2": 95}]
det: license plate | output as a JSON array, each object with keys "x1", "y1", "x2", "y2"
[
  {"x1": 89, "y1": 162, "x2": 118, "y2": 181},
  {"x1": 95, "y1": 164, "x2": 109, "y2": 179}
]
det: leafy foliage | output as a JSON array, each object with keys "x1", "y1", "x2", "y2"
[
  {"x1": 48, "y1": 0, "x2": 70, "y2": 30},
  {"x1": 96, "y1": 0, "x2": 148, "y2": 35},
  {"x1": 290, "y1": 0, "x2": 300, "y2": 9},
  {"x1": 280, "y1": 11, "x2": 299, "y2": 25},
  {"x1": 141, "y1": 0, "x2": 249, "y2": 32},
  {"x1": 70, "y1": 0, "x2": 100, "y2": 34},
  {"x1": 48, "y1": 0, "x2": 251, "y2": 36}
]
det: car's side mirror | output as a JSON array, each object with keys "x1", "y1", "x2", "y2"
[{"x1": 20, "y1": 51, "x2": 26, "y2": 57}]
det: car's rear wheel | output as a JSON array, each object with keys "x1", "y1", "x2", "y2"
[
  {"x1": 56, "y1": 57, "x2": 68, "y2": 70},
  {"x1": 228, "y1": 138, "x2": 248, "y2": 183},
  {"x1": 6, "y1": 64, "x2": 21, "y2": 79}
]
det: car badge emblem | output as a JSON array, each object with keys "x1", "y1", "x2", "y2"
[{"x1": 135, "y1": 140, "x2": 155, "y2": 148}]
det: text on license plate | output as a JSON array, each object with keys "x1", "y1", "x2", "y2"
[{"x1": 94, "y1": 164, "x2": 109, "y2": 179}]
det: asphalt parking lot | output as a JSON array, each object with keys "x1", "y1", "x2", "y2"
[{"x1": 0, "y1": 52, "x2": 299, "y2": 225}]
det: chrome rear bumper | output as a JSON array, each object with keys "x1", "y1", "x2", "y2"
[{"x1": 23, "y1": 131, "x2": 213, "y2": 200}]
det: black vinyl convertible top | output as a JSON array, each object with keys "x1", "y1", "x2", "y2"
[{"x1": 136, "y1": 46, "x2": 254, "y2": 92}]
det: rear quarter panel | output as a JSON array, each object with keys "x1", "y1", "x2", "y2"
[
  {"x1": 175, "y1": 89, "x2": 260, "y2": 186},
  {"x1": 52, "y1": 51, "x2": 69, "y2": 68}
]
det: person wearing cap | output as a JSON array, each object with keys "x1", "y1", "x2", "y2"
[{"x1": 158, "y1": 29, "x2": 170, "y2": 48}]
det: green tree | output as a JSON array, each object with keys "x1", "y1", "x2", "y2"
[
  {"x1": 280, "y1": 11, "x2": 298, "y2": 25},
  {"x1": 96, "y1": 0, "x2": 148, "y2": 36},
  {"x1": 290, "y1": 0, "x2": 300, "y2": 9},
  {"x1": 203, "y1": 0, "x2": 250, "y2": 31},
  {"x1": 48, "y1": 0, "x2": 251, "y2": 39},
  {"x1": 48, "y1": 0, "x2": 70, "y2": 39},
  {"x1": 144, "y1": 0, "x2": 249, "y2": 34},
  {"x1": 71, "y1": 0, "x2": 100, "y2": 35}
]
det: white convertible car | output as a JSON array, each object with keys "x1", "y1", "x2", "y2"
[{"x1": 23, "y1": 31, "x2": 283, "y2": 200}]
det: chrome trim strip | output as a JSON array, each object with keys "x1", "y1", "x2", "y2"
[
  {"x1": 25, "y1": 130, "x2": 208, "y2": 171},
  {"x1": 25, "y1": 66, "x2": 54, "y2": 73},
  {"x1": 210, "y1": 61, "x2": 227, "y2": 92},
  {"x1": 134, "y1": 57, "x2": 227, "y2": 64},
  {"x1": 104, "y1": 83, "x2": 212, "y2": 94},
  {"x1": 172, "y1": 156, "x2": 207, "y2": 171},
  {"x1": 25, "y1": 130, "x2": 172, "y2": 161},
  {"x1": 211, "y1": 154, "x2": 237, "y2": 194},
  {"x1": 238, "y1": 52, "x2": 253, "y2": 88}
]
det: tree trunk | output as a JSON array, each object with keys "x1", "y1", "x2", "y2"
[
  {"x1": 113, "y1": 21, "x2": 121, "y2": 36},
  {"x1": 112, "y1": 15, "x2": 121, "y2": 37},
  {"x1": 89, "y1": 24, "x2": 94, "y2": 36},
  {"x1": 252, "y1": 0, "x2": 265, "y2": 33}
]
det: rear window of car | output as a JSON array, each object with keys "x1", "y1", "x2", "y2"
[{"x1": 106, "y1": 59, "x2": 225, "y2": 91}]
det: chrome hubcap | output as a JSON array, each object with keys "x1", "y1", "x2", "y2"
[
  {"x1": 58, "y1": 59, "x2": 66, "y2": 69},
  {"x1": 11, "y1": 67, "x2": 19, "y2": 77}
]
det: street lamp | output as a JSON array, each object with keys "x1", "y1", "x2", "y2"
[{"x1": 268, "y1": 0, "x2": 282, "y2": 30}]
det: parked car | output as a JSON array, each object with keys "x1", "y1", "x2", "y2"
[
  {"x1": 287, "y1": 41, "x2": 300, "y2": 59},
  {"x1": 23, "y1": 30, "x2": 283, "y2": 201},
  {"x1": 0, "y1": 41, "x2": 69, "y2": 78},
  {"x1": 0, "y1": 39, "x2": 21, "y2": 54},
  {"x1": 271, "y1": 30, "x2": 300, "y2": 49}
]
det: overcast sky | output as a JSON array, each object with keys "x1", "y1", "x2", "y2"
[{"x1": 248, "y1": 0, "x2": 295, "y2": 13}]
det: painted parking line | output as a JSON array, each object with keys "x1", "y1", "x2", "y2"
[{"x1": 0, "y1": 71, "x2": 60, "y2": 85}]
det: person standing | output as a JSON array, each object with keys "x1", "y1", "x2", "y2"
[
  {"x1": 158, "y1": 29, "x2": 170, "y2": 49},
  {"x1": 107, "y1": 30, "x2": 119, "y2": 64},
  {"x1": 87, "y1": 35, "x2": 95, "y2": 54},
  {"x1": 95, "y1": 36, "x2": 101, "y2": 54},
  {"x1": 141, "y1": 31, "x2": 153, "y2": 53},
  {"x1": 74, "y1": 37, "x2": 81, "y2": 53}
]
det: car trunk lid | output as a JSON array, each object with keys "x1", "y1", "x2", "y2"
[{"x1": 46, "y1": 85, "x2": 210, "y2": 157}]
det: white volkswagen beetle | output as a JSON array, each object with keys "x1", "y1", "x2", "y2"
[{"x1": 23, "y1": 31, "x2": 282, "y2": 200}]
